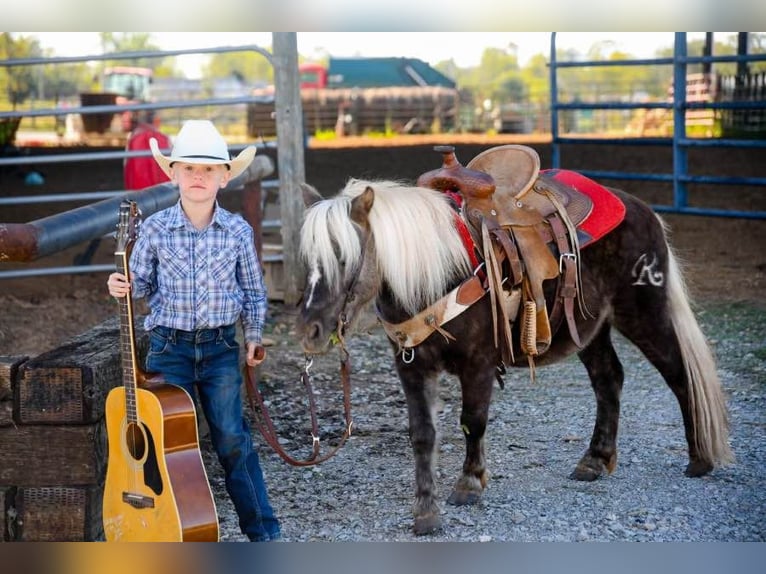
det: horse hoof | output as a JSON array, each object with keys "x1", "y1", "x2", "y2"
[
  {"x1": 413, "y1": 513, "x2": 442, "y2": 536},
  {"x1": 569, "y1": 462, "x2": 603, "y2": 482},
  {"x1": 685, "y1": 460, "x2": 714, "y2": 477},
  {"x1": 447, "y1": 489, "x2": 482, "y2": 506}
]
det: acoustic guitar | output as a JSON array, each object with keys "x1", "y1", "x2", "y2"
[{"x1": 102, "y1": 200, "x2": 219, "y2": 542}]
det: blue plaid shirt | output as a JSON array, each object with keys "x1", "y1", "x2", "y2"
[{"x1": 129, "y1": 201, "x2": 268, "y2": 344}]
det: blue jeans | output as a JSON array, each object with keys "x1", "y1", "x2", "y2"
[{"x1": 147, "y1": 324, "x2": 281, "y2": 541}]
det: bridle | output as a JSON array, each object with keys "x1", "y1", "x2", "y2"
[{"x1": 242, "y1": 227, "x2": 371, "y2": 467}]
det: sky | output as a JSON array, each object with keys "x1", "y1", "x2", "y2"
[{"x1": 22, "y1": 32, "x2": 695, "y2": 78}]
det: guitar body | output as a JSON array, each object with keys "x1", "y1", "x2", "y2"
[
  {"x1": 103, "y1": 380, "x2": 219, "y2": 541},
  {"x1": 103, "y1": 200, "x2": 219, "y2": 542}
]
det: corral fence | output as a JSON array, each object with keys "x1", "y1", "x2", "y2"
[
  {"x1": 0, "y1": 41, "x2": 295, "y2": 289},
  {"x1": 549, "y1": 32, "x2": 766, "y2": 220}
]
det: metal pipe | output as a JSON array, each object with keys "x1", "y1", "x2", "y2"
[
  {"x1": 0, "y1": 155, "x2": 274, "y2": 263},
  {"x1": 0, "y1": 183, "x2": 178, "y2": 262}
]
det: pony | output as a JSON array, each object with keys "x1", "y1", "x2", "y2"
[{"x1": 295, "y1": 165, "x2": 733, "y2": 535}]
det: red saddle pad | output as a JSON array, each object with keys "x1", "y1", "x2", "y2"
[{"x1": 542, "y1": 169, "x2": 626, "y2": 247}]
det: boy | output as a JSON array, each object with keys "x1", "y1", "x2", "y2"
[{"x1": 107, "y1": 119, "x2": 281, "y2": 541}]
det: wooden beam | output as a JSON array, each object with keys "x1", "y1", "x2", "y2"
[
  {"x1": 15, "y1": 317, "x2": 147, "y2": 424},
  {"x1": 0, "y1": 424, "x2": 103, "y2": 486},
  {"x1": 272, "y1": 32, "x2": 306, "y2": 306},
  {"x1": 5, "y1": 486, "x2": 103, "y2": 541}
]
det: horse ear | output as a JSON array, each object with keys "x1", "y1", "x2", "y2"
[
  {"x1": 300, "y1": 182, "x2": 323, "y2": 208},
  {"x1": 350, "y1": 186, "x2": 375, "y2": 225}
]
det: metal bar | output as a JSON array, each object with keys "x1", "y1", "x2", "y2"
[
  {"x1": 678, "y1": 174, "x2": 766, "y2": 186},
  {"x1": 573, "y1": 170, "x2": 674, "y2": 183},
  {"x1": 652, "y1": 205, "x2": 766, "y2": 219},
  {"x1": 0, "y1": 141, "x2": 277, "y2": 167},
  {"x1": 552, "y1": 53, "x2": 766, "y2": 69},
  {"x1": 0, "y1": 191, "x2": 126, "y2": 205},
  {"x1": 686, "y1": 101, "x2": 766, "y2": 110},
  {"x1": 553, "y1": 57, "x2": 676, "y2": 68},
  {"x1": 0, "y1": 251, "x2": 285, "y2": 280},
  {"x1": 0, "y1": 95, "x2": 274, "y2": 121},
  {"x1": 262, "y1": 220, "x2": 281, "y2": 230},
  {"x1": 0, "y1": 178, "x2": 280, "y2": 206},
  {"x1": 550, "y1": 32, "x2": 561, "y2": 169},
  {"x1": 0, "y1": 264, "x2": 117, "y2": 279},
  {"x1": 555, "y1": 137, "x2": 672, "y2": 146},
  {"x1": 0, "y1": 45, "x2": 273, "y2": 68},
  {"x1": 554, "y1": 100, "x2": 765, "y2": 111},
  {"x1": 672, "y1": 33, "x2": 689, "y2": 211},
  {"x1": 577, "y1": 169, "x2": 766, "y2": 187},
  {"x1": 679, "y1": 138, "x2": 766, "y2": 149},
  {"x1": 551, "y1": 136, "x2": 766, "y2": 149},
  {"x1": 555, "y1": 102, "x2": 673, "y2": 111}
]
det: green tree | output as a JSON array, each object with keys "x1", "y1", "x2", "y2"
[
  {"x1": 96, "y1": 33, "x2": 181, "y2": 78},
  {"x1": 520, "y1": 53, "x2": 550, "y2": 104},
  {"x1": 204, "y1": 50, "x2": 273, "y2": 84},
  {"x1": 1, "y1": 33, "x2": 42, "y2": 109}
]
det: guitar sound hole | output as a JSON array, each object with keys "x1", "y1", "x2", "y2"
[
  {"x1": 122, "y1": 421, "x2": 164, "y2": 494},
  {"x1": 125, "y1": 421, "x2": 146, "y2": 461}
]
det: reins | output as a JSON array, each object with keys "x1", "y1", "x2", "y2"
[
  {"x1": 244, "y1": 344, "x2": 353, "y2": 467},
  {"x1": 243, "y1": 234, "x2": 369, "y2": 467}
]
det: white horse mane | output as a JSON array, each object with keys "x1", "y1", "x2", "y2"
[{"x1": 299, "y1": 178, "x2": 473, "y2": 314}]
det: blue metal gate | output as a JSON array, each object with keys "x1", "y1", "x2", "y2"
[{"x1": 549, "y1": 32, "x2": 766, "y2": 220}]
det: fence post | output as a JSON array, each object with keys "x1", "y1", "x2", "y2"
[
  {"x1": 272, "y1": 32, "x2": 306, "y2": 306},
  {"x1": 672, "y1": 32, "x2": 689, "y2": 211}
]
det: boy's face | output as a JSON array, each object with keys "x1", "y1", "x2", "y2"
[{"x1": 171, "y1": 162, "x2": 231, "y2": 203}]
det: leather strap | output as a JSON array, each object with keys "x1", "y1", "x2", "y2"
[
  {"x1": 243, "y1": 348, "x2": 354, "y2": 467},
  {"x1": 548, "y1": 214, "x2": 582, "y2": 348},
  {"x1": 378, "y1": 275, "x2": 487, "y2": 350}
]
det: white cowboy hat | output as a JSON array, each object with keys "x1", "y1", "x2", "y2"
[{"x1": 149, "y1": 119, "x2": 256, "y2": 180}]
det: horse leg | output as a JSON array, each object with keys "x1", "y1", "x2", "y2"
[
  {"x1": 572, "y1": 321, "x2": 623, "y2": 481},
  {"x1": 446, "y1": 369, "x2": 493, "y2": 506},
  {"x1": 617, "y1": 309, "x2": 713, "y2": 475},
  {"x1": 611, "y1": 246, "x2": 733, "y2": 476},
  {"x1": 400, "y1": 368, "x2": 442, "y2": 535},
  {"x1": 616, "y1": 307, "x2": 731, "y2": 476}
]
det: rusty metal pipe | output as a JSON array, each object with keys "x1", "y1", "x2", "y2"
[
  {"x1": 0, "y1": 182, "x2": 178, "y2": 262},
  {"x1": 0, "y1": 155, "x2": 274, "y2": 263}
]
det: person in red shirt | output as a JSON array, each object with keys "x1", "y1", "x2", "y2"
[{"x1": 124, "y1": 113, "x2": 171, "y2": 190}]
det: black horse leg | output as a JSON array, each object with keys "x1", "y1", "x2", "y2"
[
  {"x1": 399, "y1": 368, "x2": 442, "y2": 535},
  {"x1": 572, "y1": 321, "x2": 624, "y2": 481},
  {"x1": 446, "y1": 368, "x2": 493, "y2": 506},
  {"x1": 616, "y1": 308, "x2": 716, "y2": 477}
]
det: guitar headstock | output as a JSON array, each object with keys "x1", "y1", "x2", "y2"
[{"x1": 116, "y1": 200, "x2": 141, "y2": 253}]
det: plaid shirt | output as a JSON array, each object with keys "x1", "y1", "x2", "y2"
[{"x1": 130, "y1": 201, "x2": 267, "y2": 344}]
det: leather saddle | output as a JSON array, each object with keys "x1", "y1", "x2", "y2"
[{"x1": 417, "y1": 145, "x2": 592, "y2": 371}]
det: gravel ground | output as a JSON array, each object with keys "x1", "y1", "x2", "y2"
[{"x1": 207, "y1": 300, "x2": 765, "y2": 543}]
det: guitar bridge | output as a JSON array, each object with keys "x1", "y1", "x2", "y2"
[{"x1": 122, "y1": 492, "x2": 155, "y2": 509}]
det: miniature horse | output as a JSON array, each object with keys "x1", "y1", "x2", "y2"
[{"x1": 295, "y1": 176, "x2": 733, "y2": 535}]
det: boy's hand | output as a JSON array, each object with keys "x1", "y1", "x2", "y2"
[
  {"x1": 246, "y1": 342, "x2": 266, "y2": 367},
  {"x1": 107, "y1": 272, "x2": 130, "y2": 298}
]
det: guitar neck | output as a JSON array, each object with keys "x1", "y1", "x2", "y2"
[{"x1": 116, "y1": 249, "x2": 140, "y2": 424}]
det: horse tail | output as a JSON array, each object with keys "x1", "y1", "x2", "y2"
[{"x1": 665, "y1": 242, "x2": 734, "y2": 468}]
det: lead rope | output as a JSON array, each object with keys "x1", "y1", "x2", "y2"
[{"x1": 243, "y1": 343, "x2": 354, "y2": 467}]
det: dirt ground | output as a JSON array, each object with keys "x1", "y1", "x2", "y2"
[{"x1": 0, "y1": 135, "x2": 764, "y2": 358}]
